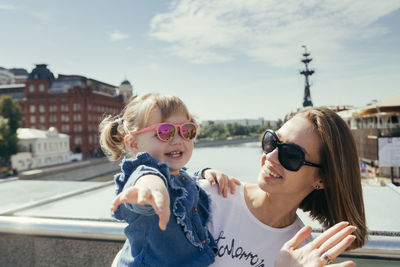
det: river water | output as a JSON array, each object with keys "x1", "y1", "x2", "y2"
[{"x1": 186, "y1": 142, "x2": 262, "y2": 183}]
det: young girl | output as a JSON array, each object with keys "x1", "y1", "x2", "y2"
[{"x1": 99, "y1": 93, "x2": 238, "y2": 267}]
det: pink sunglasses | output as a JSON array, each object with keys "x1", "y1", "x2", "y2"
[{"x1": 130, "y1": 122, "x2": 198, "y2": 142}]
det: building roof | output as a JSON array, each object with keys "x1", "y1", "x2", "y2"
[
  {"x1": 17, "y1": 128, "x2": 69, "y2": 139},
  {"x1": 9, "y1": 68, "x2": 29, "y2": 76},
  {"x1": 121, "y1": 79, "x2": 131, "y2": 85},
  {"x1": 27, "y1": 64, "x2": 55, "y2": 82},
  {"x1": 360, "y1": 95, "x2": 400, "y2": 115}
]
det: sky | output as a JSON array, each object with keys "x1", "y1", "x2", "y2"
[{"x1": 1, "y1": 0, "x2": 400, "y2": 121}]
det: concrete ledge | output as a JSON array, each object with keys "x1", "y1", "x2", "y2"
[{"x1": 0, "y1": 233, "x2": 123, "y2": 267}]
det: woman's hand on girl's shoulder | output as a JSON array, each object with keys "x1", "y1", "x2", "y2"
[
  {"x1": 274, "y1": 222, "x2": 357, "y2": 267},
  {"x1": 110, "y1": 174, "x2": 170, "y2": 230},
  {"x1": 202, "y1": 169, "x2": 241, "y2": 197}
]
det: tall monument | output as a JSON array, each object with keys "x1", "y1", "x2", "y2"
[{"x1": 300, "y1": 45, "x2": 314, "y2": 107}]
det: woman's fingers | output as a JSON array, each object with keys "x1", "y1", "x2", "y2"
[
  {"x1": 318, "y1": 225, "x2": 357, "y2": 254},
  {"x1": 276, "y1": 223, "x2": 357, "y2": 267},
  {"x1": 320, "y1": 235, "x2": 356, "y2": 265},
  {"x1": 284, "y1": 225, "x2": 313, "y2": 250},
  {"x1": 310, "y1": 221, "x2": 350, "y2": 249}
]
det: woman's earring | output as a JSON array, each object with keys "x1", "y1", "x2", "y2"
[{"x1": 314, "y1": 184, "x2": 320, "y2": 190}]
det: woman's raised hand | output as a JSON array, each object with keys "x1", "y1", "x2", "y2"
[
  {"x1": 203, "y1": 169, "x2": 241, "y2": 197},
  {"x1": 110, "y1": 174, "x2": 171, "y2": 230},
  {"x1": 275, "y1": 222, "x2": 357, "y2": 267}
]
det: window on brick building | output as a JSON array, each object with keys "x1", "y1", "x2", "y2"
[
  {"x1": 73, "y1": 103, "x2": 81, "y2": 111},
  {"x1": 30, "y1": 116, "x2": 36, "y2": 123},
  {"x1": 73, "y1": 114, "x2": 82, "y2": 122},
  {"x1": 39, "y1": 105, "x2": 45, "y2": 113},
  {"x1": 61, "y1": 124, "x2": 70, "y2": 132},
  {"x1": 29, "y1": 105, "x2": 36, "y2": 113},
  {"x1": 75, "y1": 135, "x2": 82, "y2": 145},
  {"x1": 29, "y1": 84, "x2": 35, "y2": 93},
  {"x1": 49, "y1": 105, "x2": 57, "y2": 112},
  {"x1": 61, "y1": 104, "x2": 69, "y2": 112},
  {"x1": 50, "y1": 115, "x2": 57, "y2": 123},
  {"x1": 40, "y1": 115, "x2": 45, "y2": 123},
  {"x1": 61, "y1": 114, "x2": 69, "y2": 122},
  {"x1": 74, "y1": 124, "x2": 82, "y2": 132},
  {"x1": 39, "y1": 84, "x2": 45, "y2": 92}
]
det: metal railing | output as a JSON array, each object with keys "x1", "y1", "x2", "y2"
[
  {"x1": 0, "y1": 215, "x2": 400, "y2": 260},
  {"x1": 0, "y1": 216, "x2": 125, "y2": 241}
]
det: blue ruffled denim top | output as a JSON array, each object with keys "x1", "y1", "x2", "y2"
[{"x1": 113, "y1": 152, "x2": 217, "y2": 267}]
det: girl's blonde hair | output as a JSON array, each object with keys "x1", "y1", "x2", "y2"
[
  {"x1": 99, "y1": 93, "x2": 194, "y2": 161},
  {"x1": 297, "y1": 107, "x2": 367, "y2": 249}
]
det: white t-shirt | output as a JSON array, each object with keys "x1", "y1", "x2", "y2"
[{"x1": 199, "y1": 180, "x2": 306, "y2": 267}]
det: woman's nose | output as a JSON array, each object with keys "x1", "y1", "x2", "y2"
[{"x1": 266, "y1": 147, "x2": 280, "y2": 165}]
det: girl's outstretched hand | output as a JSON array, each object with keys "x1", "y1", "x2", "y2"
[
  {"x1": 203, "y1": 169, "x2": 241, "y2": 197},
  {"x1": 274, "y1": 222, "x2": 357, "y2": 267},
  {"x1": 110, "y1": 174, "x2": 170, "y2": 230}
]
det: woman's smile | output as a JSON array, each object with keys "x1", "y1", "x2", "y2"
[{"x1": 262, "y1": 165, "x2": 283, "y2": 180}]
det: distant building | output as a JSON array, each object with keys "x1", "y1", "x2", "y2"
[
  {"x1": 22, "y1": 64, "x2": 127, "y2": 157},
  {"x1": 8, "y1": 68, "x2": 29, "y2": 84},
  {"x1": 203, "y1": 118, "x2": 269, "y2": 127},
  {"x1": 0, "y1": 67, "x2": 28, "y2": 102},
  {"x1": 0, "y1": 67, "x2": 16, "y2": 85},
  {"x1": 337, "y1": 95, "x2": 400, "y2": 178},
  {"x1": 0, "y1": 83, "x2": 26, "y2": 102},
  {"x1": 0, "y1": 67, "x2": 28, "y2": 85},
  {"x1": 11, "y1": 127, "x2": 70, "y2": 172},
  {"x1": 118, "y1": 79, "x2": 136, "y2": 104}
]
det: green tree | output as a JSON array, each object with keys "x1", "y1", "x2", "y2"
[
  {"x1": 198, "y1": 122, "x2": 227, "y2": 140},
  {"x1": 0, "y1": 96, "x2": 21, "y2": 164},
  {"x1": 227, "y1": 123, "x2": 249, "y2": 136},
  {"x1": 0, "y1": 95, "x2": 22, "y2": 133}
]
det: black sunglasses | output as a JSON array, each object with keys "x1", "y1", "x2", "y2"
[{"x1": 261, "y1": 130, "x2": 323, "y2": 172}]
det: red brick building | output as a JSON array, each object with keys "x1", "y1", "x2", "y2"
[{"x1": 23, "y1": 64, "x2": 128, "y2": 157}]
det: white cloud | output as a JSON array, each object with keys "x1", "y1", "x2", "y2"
[
  {"x1": 109, "y1": 31, "x2": 131, "y2": 41},
  {"x1": 0, "y1": 4, "x2": 16, "y2": 10},
  {"x1": 149, "y1": 0, "x2": 400, "y2": 66}
]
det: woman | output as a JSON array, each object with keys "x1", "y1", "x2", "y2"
[{"x1": 201, "y1": 107, "x2": 367, "y2": 266}]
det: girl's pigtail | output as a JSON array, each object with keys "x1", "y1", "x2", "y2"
[{"x1": 99, "y1": 115, "x2": 126, "y2": 161}]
